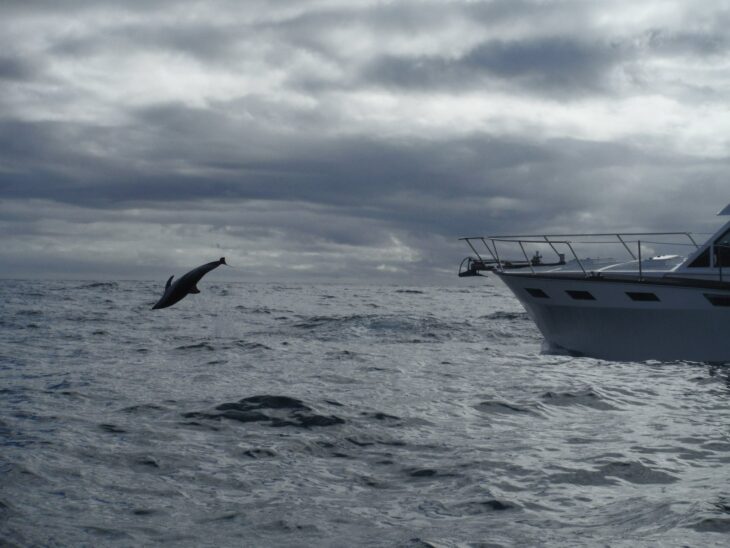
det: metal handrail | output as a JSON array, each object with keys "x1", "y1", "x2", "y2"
[
  {"x1": 518, "y1": 241, "x2": 534, "y2": 273},
  {"x1": 459, "y1": 234, "x2": 730, "y2": 283},
  {"x1": 460, "y1": 232, "x2": 701, "y2": 258},
  {"x1": 464, "y1": 237, "x2": 588, "y2": 276},
  {"x1": 566, "y1": 242, "x2": 586, "y2": 276},
  {"x1": 487, "y1": 238, "x2": 574, "y2": 244},
  {"x1": 461, "y1": 231, "x2": 699, "y2": 240},
  {"x1": 460, "y1": 232, "x2": 712, "y2": 279}
]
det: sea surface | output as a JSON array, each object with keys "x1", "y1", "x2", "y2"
[{"x1": 1, "y1": 279, "x2": 730, "y2": 547}]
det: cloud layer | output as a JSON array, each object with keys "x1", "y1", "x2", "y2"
[{"x1": 1, "y1": 0, "x2": 729, "y2": 281}]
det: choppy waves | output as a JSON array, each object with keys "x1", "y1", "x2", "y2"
[{"x1": 1, "y1": 280, "x2": 730, "y2": 546}]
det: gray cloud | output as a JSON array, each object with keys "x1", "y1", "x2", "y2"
[
  {"x1": 362, "y1": 37, "x2": 626, "y2": 96},
  {"x1": 645, "y1": 30, "x2": 728, "y2": 57},
  {"x1": 50, "y1": 20, "x2": 252, "y2": 65},
  {"x1": 1, "y1": 0, "x2": 729, "y2": 281},
  {"x1": 1, "y1": 101, "x2": 719, "y2": 239},
  {"x1": 0, "y1": 55, "x2": 39, "y2": 81}
]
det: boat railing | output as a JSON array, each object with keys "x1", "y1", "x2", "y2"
[{"x1": 458, "y1": 232, "x2": 710, "y2": 278}]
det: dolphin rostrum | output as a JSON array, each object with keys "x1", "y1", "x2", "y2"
[{"x1": 152, "y1": 257, "x2": 227, "y2": 310}]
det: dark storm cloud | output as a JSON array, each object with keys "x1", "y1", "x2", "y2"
[
  {"x1": 2, "y1": 96, "x2": 714, "y2": 244},
  {"x1": 1, "y1": 0, "x2": 730, "y2": 280},
  {"x1": 644, "y1": 29, "x2": 730, "y2": 57},
  {"x1": 0, "y1": 0, "x2": 187, "y2": 15},
  {"x1": 0, "y1": 56, "x2": 38, "y2": 81},
  {"x1": 268, "y1": 0, "x2": 591, "y2": 45},
  {"x1": 362, "y1": 37, "x2": 625, "y2": 96},
  {"x1": 51, "y1": 21, "x2": 248, "y2": 64},
  {"x1": 12, "y1": 0, "x2": 725, "y2": 99},
  {"x1": 0, "y1": 103, "x2": 552, "y2": 212}
]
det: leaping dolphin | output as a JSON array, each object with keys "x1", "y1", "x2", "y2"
[{"x1": 152, "y1": 257, "x2": 227, "y2": 310}]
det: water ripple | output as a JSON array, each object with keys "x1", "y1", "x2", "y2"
[{"x1": 1, "y1": 280, "x2": 729, "y2": 546}]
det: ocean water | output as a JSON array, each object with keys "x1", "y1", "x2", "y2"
[{"x1": 1, "y1": 278, "x2": 730, "y2": 547}]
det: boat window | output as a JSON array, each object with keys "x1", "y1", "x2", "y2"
[
  {"x1": 526, "y1": 288, "x2": 549, "y2": 299},
  {"x1": 566, "y1": 290, "x2": 595, "y2": 300},
  {"x1": 714, "y1": 227, "x2": 730, "y2": 267},
  {"x1": 705, "y1": 293, "x2": 730, "y2": 307},
  {"x1": 626, "y1": 292, "x2": 660, "y2": 302},
  {"x1": 688, "y1": 248, "x2": 710, "y2": 267}
]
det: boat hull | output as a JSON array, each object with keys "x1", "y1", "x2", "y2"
[{"x1": 496, "y1": 272, "x2": 730, "y2": 362}]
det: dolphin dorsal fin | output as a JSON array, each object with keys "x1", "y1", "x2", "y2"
[
  {"x1": 188, "y1": 285, "x2": 201, "y2": 294},
  {"x1": 165, "y1": 275, "x2": 174, "y2": 291}
]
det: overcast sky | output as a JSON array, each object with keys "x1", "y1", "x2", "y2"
[{"x1": 2, "y1": 0, "x2": 730, "y2": 282}]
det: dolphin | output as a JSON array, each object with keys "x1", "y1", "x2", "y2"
[{"x1": 152, "y1": 257, "x2": 227, "y2": 310}]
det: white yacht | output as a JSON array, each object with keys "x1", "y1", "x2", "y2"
[{"x1": 459, "y1": 205, "x2": 730, "y2": 362}]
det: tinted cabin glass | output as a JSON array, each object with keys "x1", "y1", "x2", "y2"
[
  {"x1": 714, "y1": 227, "x2": 730, "y2": 267},
  {"x1": 526, "y1": 288, "x2": 549, "y2": 299},
  {"x1": 689, "y1": 248, "x2": 710, "y2": 267}
]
